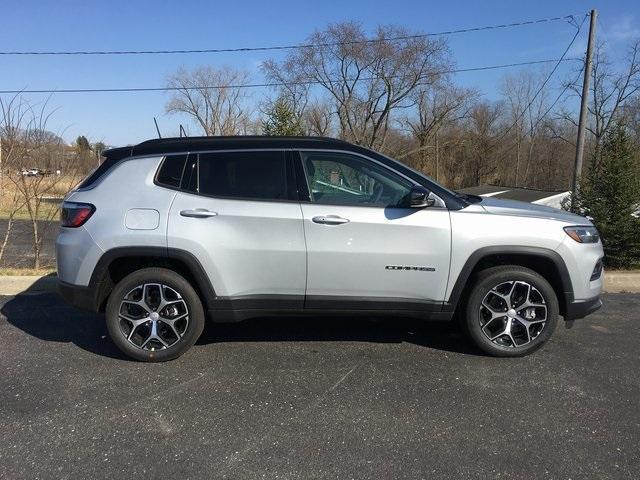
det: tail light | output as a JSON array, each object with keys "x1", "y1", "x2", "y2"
[{"x1": 61, "y1": 201, "x2": 95, "y2": 228}]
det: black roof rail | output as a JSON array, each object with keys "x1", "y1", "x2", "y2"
[{"x1": 102, "y1": 136, "x2": 352, "y2": 161}]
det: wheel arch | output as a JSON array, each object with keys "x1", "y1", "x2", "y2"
[
  {"x1": 89, "y1": 247, "x2": 216, "y2": 312},
  {"x1": 445, "y1": 246, "x2": 574, "y2": 317}
]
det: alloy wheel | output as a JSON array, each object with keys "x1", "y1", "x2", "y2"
[
  {"x1": 118, "y1": 283, "x2": 189, "y2": 351},
  {"x1": 479, "y1": 280, "x2": 547, "y2": 348}
]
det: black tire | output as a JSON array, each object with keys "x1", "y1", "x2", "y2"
[
  {"x1": 462, "y1": 266, "x2": 559, "y2": 357},
  {"x1": 105, "y1": 268, "x2": 205, "y2": 362}
]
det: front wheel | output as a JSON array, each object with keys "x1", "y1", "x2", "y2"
[
  {"x1": 105, "y1": 268, "x2": 205, "y2": 362},
  {"x1": 462, "y1": 266, "x2": 559, "y2": 357}
]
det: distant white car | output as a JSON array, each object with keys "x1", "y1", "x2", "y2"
[{"x1": 20, "y1": 168, "x2": 53, "y2": 176}]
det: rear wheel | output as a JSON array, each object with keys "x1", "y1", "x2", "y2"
[
  {"x1": 105, "y1": 268, "x2": 205, "y2": 362},
  {"x1": 462, "y1": 266, "x2": 559, "y2": 357}
]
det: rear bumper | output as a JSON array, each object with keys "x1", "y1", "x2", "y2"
[
  {"x1": 564, "y1": 296, "x2": 602, "y2": 321},
  {"x1": 58, "y1": 280, "x2": 97, "y2": 312}
]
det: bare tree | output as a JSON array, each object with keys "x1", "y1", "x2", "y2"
[
  {"x1": 1, "y1": 94, "x2": 31, "y2": 183},
  {"x1": 166, "y1": 66, "x2": 254, "y2": 136},
  {"x1": 400, "y1": 83, "x2": 476, "y2": 178},
  {"x1": 501, "y1": 71, "x2": 530, "y2": 186},
  {"x1": 621, "y1": 95, "x2": 640, "y2": 145},
  {"x1": 262, "y1": 57, "x2": 311, "y2": 120},
  {"x1": 500, "y1": 70, "x2": 551, "y2": 186},
  {"x1": 0, "y1": 180, "x2": 26, "y2": 265},
  {"x1": 466, "y1": 102, "x2": 504, "y2": 186},
  {"x1": 562, "y1": 40, "x2": 640, "y2": 166},
  {"x1": 1, "y1": 95, "x2": 30, "y2": 266},
  {"x1": 1, "y1": 95, "x2": 81, "y2": 269},
  {"x1": 304, "y1": 100, "x2": 334, "y2": 136},
  {"x1": 263, "y1": 22, "x2": 451, "y2": 150}
]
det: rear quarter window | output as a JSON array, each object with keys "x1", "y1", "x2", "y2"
[{"x1": 156, "y1": 154, "x2": 188, "y2": 188}]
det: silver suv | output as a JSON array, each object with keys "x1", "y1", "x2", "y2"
[{"x1": 56, "y1": 136, "x2": 604, "y2": 361}]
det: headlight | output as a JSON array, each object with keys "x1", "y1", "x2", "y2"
[{"x1": 564, "y1": 226, "x2": 600, "y2": 243}]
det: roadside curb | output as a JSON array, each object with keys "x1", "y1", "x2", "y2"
[
  {"x1": 603, "y1": 271, "x2": 640, "y2": 294},
  {"x1": 0, "y1": 271, "x2": 639, "y2": 296}
]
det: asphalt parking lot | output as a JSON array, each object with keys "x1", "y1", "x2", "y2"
[
  {"x1": 0, "y1": 219, "x2": 57, "y2": 268},
  {"x1": 1, "y1": 293, "x2": 638, "y2": 479}
]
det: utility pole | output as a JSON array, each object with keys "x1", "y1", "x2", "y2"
[
  {"x1": 571, "y1": 9, "x2": 597, "y2": 210},
  {"x1": 435, "y1": 130, "x2": 439, "y2": 182}
]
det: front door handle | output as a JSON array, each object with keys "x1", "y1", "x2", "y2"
[
  {"x1": 180, "y1": 208, "x2": 218, "y2": 218},
  {"x1": 312, "y1": 215, "x2": 350, "y2": 225}
]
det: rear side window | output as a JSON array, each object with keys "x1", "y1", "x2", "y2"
[
  {"x1": 156, "y1": 154, "x2": 188, "y2": 188},
  {"x1": 197, "y1": 151, "x2": 288, "y2": 201}
]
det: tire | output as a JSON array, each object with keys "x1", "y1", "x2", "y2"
[
  {"x1": 462, "y1": 266, "x2": 559, "y2": 357},
  {"x1": 105, "y1": 268, "x2": 205, "y2": 362}
]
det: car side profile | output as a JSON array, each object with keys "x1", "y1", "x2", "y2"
[{"x1": 56, "y1": 136, "x2": 604, "y2": 361}]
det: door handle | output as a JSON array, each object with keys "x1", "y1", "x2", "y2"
[
  {"x1": 312, "y1": 215, "x2": 350, "y2": 225},
  {"x1": 180, "y1": 208, "x2": 218, "y2": 218}
]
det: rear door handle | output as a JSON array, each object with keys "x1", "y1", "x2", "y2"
[
  {"x1": 180, "y1": 208, "x2": 218, "y2": 218},
  {"x1": 312, "y1": 215, "x2": 350, "y2": 225}
]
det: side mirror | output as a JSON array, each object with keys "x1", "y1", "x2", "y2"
[{"x1": 408, "y1": 186, "x2": 435, "y2": 208}]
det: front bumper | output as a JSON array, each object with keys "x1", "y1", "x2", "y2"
[{"x1": 564, "y1": 296, "x2": 602, "y2": 320}]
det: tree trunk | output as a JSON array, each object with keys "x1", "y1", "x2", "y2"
[
  {"x1": 0, "y1": 216, "x2": 14, "y2": 264},
  {"x1": 32, "y1": 218, "x2": 40, "y2": 269}
]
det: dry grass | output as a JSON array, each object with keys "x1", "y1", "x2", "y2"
[{"x1": 0, "y1": 175, "x2": 79, "y2": 220}]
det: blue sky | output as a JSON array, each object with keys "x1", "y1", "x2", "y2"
[{"x1": 0, "y1": 0, "x2": 638, "y2": 146}]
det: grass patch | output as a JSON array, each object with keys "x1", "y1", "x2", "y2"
[
  {"x1": 0, "y1": 204, "x2": 61, "y2": 221},
  {"x1": 0, "y1": 175, "x2": 77, "y2": 221},
  {"x1": 0, "y1": 268, "x2": 56, "y2": 276}
]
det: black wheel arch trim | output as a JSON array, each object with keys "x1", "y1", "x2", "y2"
[
  {"x1": 72, "y1": 245, "x2": 578, "y2": 321},
  {"x1": 444, "y1": 246, "x2": 575, "y2": 315},
  {"x1": 87, "y1": 246, "x2": 216, "y2": 312}
]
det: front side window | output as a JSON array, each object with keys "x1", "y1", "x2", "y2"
[
  {"x1": 301, "y1": 151, "x2": 412, "y2": 207},
  {"x1": 196, "y1": 151, "x2": 288, "y2": 201}
]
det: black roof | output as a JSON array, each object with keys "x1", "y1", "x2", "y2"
[{"x1": 103, "y1": 136, "x2": 354, "y2": 161}]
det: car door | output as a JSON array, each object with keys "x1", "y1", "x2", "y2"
[
  {"x1": 296, "y1": 150, "x2": 451, "y2": 310},
  {"x1": 167, "y1": 150, "x2": 306, "y2": 309}
]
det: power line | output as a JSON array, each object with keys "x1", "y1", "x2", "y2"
[
  {"x1": 493, "y1": 12, "x2": 588, "y2": 145},
  {"x1": 0, "y1": 58, "x2": 581, "y2": 95},
  {"x1": 499, "y1": 63, "x2": 585, "y2": 160},
  {"x1": 0, "y1": 14, "x2": 581, "y2": 56}
]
